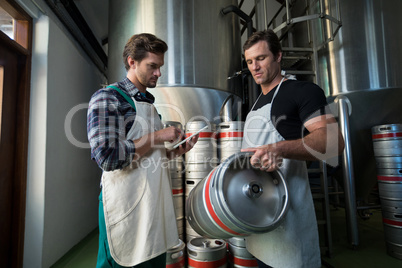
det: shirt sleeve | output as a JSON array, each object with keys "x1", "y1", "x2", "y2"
[
  {"x1": 297, "y1": 82, "x2": 329, "y2": 123},
  {"x1": 87, "y1": 89, "x2": 136, "y2": 171}
]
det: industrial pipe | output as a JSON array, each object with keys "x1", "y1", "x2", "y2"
[
  {"x1": 335, "y1": 95, "x2": 359, "y2": 247},
  {"x1": 221, "y1": 5, "x2": 253, "y2": 38}
]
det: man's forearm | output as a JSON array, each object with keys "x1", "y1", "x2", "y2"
[{"x1": 277, "y1": 127, "x2": 344, "y2": 161}]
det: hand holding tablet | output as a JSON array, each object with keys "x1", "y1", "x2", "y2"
[{"x1": 172, "y1": 125, "x2": 208, "y2": 149}]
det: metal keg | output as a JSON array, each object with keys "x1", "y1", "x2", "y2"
[
  {"x1": 185, "y1": 220, "x2": 202, "y2": 243},
  {"x1": 218, "y1": 121, "x2": 244, "y2": 162},
  {"x1": 185, "y1": 162, "x2": 215, "y2": 180},
  {"x1": 170, "y1": 159, "x2": 184, "y2": 219},
  {"x1": 172, "y1": 185, "x2": 184, "y2": 219},
  {"x1": 187, "y1": 238, "x2": 227, "y2": 268},
  {"x1": 166, "y1": 239, "x2": 186, "y2": 268},
  {"x1": 376, "y1": 168, "x2": 402, "y2": 201},
  {"x1": 227, "y1": 237, "x2": 258, "y2": 268},
  {"x1": 372, "y1": 124, "x2": 402, "y2": 259},
  {"x1": 377, "y1": 180, "x2": 402, "y2": 260},
  {"x1": 169, "y1": 157, "x2": 184, "y2": 179},
  {"x1": 375, "y1": 156, "x2": 402, "y2": 169},
  {"x1": 381, "y1": 206, "x2": 402, "y2": 260},
  {"x1": 185, "y1": 121, "x2": 218, "y2": 164},
  {"x1": 186, "y1": 152, "x2": 289, "y2": 239},
  {"x1": 372, "y1": 124, "x2": 402, "y2": 157},
  {"x1": 185, "y1": 178, "x2": 203, "y2": 198},
  {"x1": 176, "y1": 216, "x2": 184, "y2": 241},
  {"x1": 185, "y1": 177, "x2": 204, "y2": 243}
]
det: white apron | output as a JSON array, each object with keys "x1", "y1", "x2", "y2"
[
  {"x1": 101, "y1": 97, "x2": 179, "y2": 266},
  {"x1": 242, "y1": 78, "x2": 321, "y2": 268}
]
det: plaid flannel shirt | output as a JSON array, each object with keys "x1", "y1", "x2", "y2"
[{"x1": 87, "y1": 77, "x2": 155, "y2": 171}]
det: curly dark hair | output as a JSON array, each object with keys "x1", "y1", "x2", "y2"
[
  {"x1": 123, "y1": 33, "x2": 168, "y2": 71},
  {"x1": 243, "y1": 29, "x2": 282, "y2": 59}
]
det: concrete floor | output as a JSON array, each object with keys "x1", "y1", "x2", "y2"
[{"x1": 50, "y1": 206, "x2": 402, "y2": 268}]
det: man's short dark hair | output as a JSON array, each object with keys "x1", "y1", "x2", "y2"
[
  {"x1": 243, "y1": 29, "x2": 282, "y2": 59},
  {"x1": 123, "y1": 33, "x2": 168, "y2": 71}
]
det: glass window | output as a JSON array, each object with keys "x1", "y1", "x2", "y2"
[{"x1": 0, "y1": 6, "x2": 13, "y2": 39}]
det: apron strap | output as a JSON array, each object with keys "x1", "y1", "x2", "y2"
[{"x1": 107, "y1": 85, "x2": 136, "y2": 111}]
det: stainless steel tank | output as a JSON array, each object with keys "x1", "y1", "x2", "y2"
[
  {"x1": 108, "y1": 0, "x2": 243, "y2": 125},
  {"x1": 315, "y1": 0, "x2": 402, "y2": 201},
  {"x1": 254, "y1": 0, "x2": 402, "y2": 202}
]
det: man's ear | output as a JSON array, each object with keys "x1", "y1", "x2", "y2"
[
  {"x1": 276, "y1": 51, "x2": 283, "y2": 63},
  {"x1": 127, "y1": 56, "x2": 136, "y2": 69}
]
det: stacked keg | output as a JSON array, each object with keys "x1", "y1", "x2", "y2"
[
  {"x1": 218, "y1": 121, "x2": 244, "y2": 162},
  {"x1": 166, "y1": 239, "x2": 186, "y2": 268},
  {"x1": 227, "y1": 237, "x2": 258, "y2": 268},
  {"x1": 372, "y1": 123, "x2": 402, "y2": 259},
  {"x1": 184, "y1": 121, "x2": 218, "y2": 242},
  {"x1": 187, "y1": 237, "x2": 227, "y2": 268},
  {"x1": 164, "y1": 121, "x2": 185, "y2": 241}
]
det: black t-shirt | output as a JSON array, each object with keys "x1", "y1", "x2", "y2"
[{"x1": 252, "y1": 79, "x2": 328, "y2": 140}]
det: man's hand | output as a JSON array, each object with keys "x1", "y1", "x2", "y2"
[
  {"x1": 241, "y1": 144, "x2": 283, "y2": 172},
  {"x1": 167, "y1": 134, "x2": 199, "y2": 159},
  {"x1": 155, "y1": 126, "x2": 185, "y2": 144}
]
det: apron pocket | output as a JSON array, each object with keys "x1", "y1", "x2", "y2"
[{"x1": 102, "y1": 166, "x2": 147, "y2": 225}]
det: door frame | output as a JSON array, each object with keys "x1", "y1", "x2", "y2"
[{"x1": 0, "y1": 0, "x2": 32, "y2": 267}]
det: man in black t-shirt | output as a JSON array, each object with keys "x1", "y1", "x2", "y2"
[
  {"x1": 252, "y1": 79, "x2": 328, "y2": 140},
  {"x1": 240, "y1": 29, "x2": 344, "y2": 268}
]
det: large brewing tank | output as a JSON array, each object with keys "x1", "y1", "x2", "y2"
[
  {"x1": 255, "y1": 0, "x2": 402, "y2": 202},
  {"x1": 315, "y1": 0, "x2": 402, "y2": 202},
  {"x1": 108, "y1": 0, "x2": 243, "y2": 125}
]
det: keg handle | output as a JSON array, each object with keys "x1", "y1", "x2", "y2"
[
  {"x1": 243, "y1": 181, "x2": 263, "y2": 198},
  {"x1": 379, "y1": 127, "x2": 392, "y2": 131},
  {"x1": 202, "y1": 240, "x2": 210, "y2": 248}
]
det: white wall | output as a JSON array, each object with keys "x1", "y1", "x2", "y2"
[{"x1": 23, "y1": 2, "x2": 105, "y2": 267}]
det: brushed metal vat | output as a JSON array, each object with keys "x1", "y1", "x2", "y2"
[
  {"x1": 108, "y1": 0, "x2": 243, "y2": 125},
  {"x1": 316, "y1": 0, "x2": 402, "y2": 203}
]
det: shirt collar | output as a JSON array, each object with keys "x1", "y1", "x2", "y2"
[{"x1": 119, "y1": 77, "x2": 155, "y2": 103}]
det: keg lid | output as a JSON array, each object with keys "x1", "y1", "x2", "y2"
[
  {"x1": 214, "y1": 153, "x2": 289, "y2": 232},
  {"x1": 187, "y1": 237, "x2": 226, "y2": 251}
]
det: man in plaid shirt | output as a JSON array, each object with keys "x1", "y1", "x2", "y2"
[{"x1": 87, "y1": 33, "x2": 198, "y2": 268}]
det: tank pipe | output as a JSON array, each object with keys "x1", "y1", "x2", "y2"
[
  {"x1": 285, "y1": 0, "x2": 291, "y2": 25},
  {"x1": 335, "y1": 95, "x2": 359, "y2": 247},
  {"x1": 221, "y1": 5, "x2": 257, "y2": 118},
  {"x1": 221, "y1": 5, "x2": 253, "y2": 38}
]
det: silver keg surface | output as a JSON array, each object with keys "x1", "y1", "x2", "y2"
[
  {"x1": 372, "y1": 124, "x2": 402, "y2": 157},
  {"x1": 372, "y1": 124, "x2": 402, "y2": 172},
  {"x1": 215, "y1": 154, "x2": 289, "y2": 230},
  {"x1": 228, "y1": 237, "x2": 257, "y2": 261},
  {"x1": 186, "y1": 152, "x2": 289, "y2": 239},
  {"x1": 187, "y1": 238, "x2": 227, "y2": 261},
  {"x1": 227, "y1": 237, "x2": 246, "y2": 247},
  {"x1": 166, "y1": 239, "x2": 185, "y2": 266},
  {"x1": 372, "y1": 123, "x2": 402, "y2": 259},
  {"x1": 375, "y1": 156, "x2": 402, "y2": 170},
  {"x1": 218, "y1": 121, "x2": 244, "y2": 162}
]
